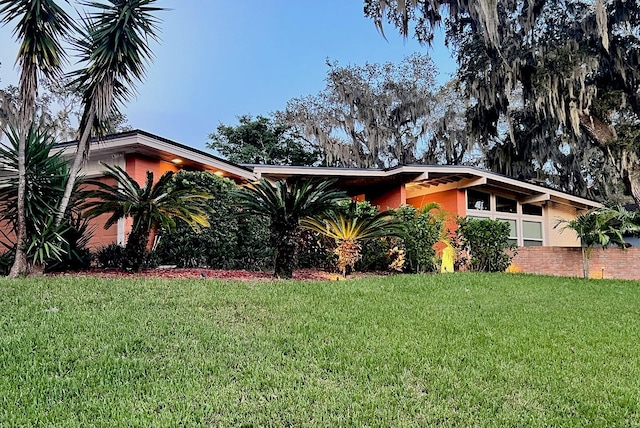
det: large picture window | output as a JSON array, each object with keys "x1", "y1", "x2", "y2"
[{"x1": 466, "y1": 190, "x2": 545, "y2": 246}]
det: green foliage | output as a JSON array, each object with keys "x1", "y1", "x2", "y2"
[
  {"x1": 81, "y1": 164, "x2": 212, "y2": 272},
  {"x1": 0, "y1": 126, "x2": 75, "y2": 268},
  {"x1": 394, "y1": 204, "x2": 444, "y2": 273},
  {"x1": 207, "y1": 115, "x2": 321, "y2": 166},
  {"x1": 156, "y1": 171, "x2": 273, "y2": 270},
  {"x1": 45, "y1": 214, "x2": 94, "y2": 273},
  {"x1": 95, "y1": 244, "x2": 127, "y2": 269},
  {"x1": 302, "y1": 210, "x2": 400, "y2": 276},
  {"x1": 234, "y1": 178, "x2": 346, "y2": 278},
  {"x1": 555, "y1": 206, "x2": 640, "y2": 278},
  {"x1": 0, "y1": 250, "x2": 12, "y2": 276},
  {"x1": 456, "y1": 217, "x2": 517, "y2": 272}
]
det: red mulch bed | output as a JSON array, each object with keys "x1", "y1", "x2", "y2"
[{"x1": 48, "y1": 268, "x2": 352, "y2": 281}]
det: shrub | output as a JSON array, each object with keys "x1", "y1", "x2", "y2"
[
  {"x1": 95, "y1": 244, "x2": 127, "y2": 269},
  {"x1": 455, "y1": 217, "x2": 517, "y2": 272},
  {"x1": 0, "y1": 250, "x2": 13, "y2": 276},
  {"x1": 45, "y1": 215, "x2": 94, "y2": 273},
  {"x1": 394, "y1": 205, "x2": 443, "y2": 273},
  {"x1": 155, "y1": 171, "x2": 274, "y2": 270}
]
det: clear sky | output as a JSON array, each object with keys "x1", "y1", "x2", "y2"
[{"x1": 0, "y1": 0, "x2": 455, "y2": 151}]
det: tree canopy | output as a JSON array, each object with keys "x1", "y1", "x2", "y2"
[
  {"x1": 207, "y1": 115, "x2": 321, "y2": 166},
  {"x1": 365, "y1": 0, "x2": 640, "y2": 204},
  {"x1": 278, "y1": 53, "x2": 470, "y2": 168}
]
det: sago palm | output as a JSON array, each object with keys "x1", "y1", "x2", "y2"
[
  {"x1": 302, "y1": 211, "x2": 400, "y2": 277},
  {"x1": 0, "y1": 0, "x2": 74, "y2": 276},
  {"x1": 57, "y1": 0, "x2": 164, "y2": 226},
  {"x1": 81, "y1": 164, "x2": 211, "y2": 272},
  {"x1": 234, "y1": 178, "x2": 346, "y2": 279}
]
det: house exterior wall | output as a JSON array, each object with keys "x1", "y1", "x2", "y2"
[
  {"x1": 85, "y1": 176, "x2": 119, "y2": 251},
  {"x1": 545, "y1": 201, "x2": 581, "y2": 247},
  {"x1": 510, "y1": 246, "x2": 640, "y2": 280},
  {"x1": 369, "y1": 185, "x2": 406, "y2": 211},
  {"x1": 406, "y1": 188, "x2": 466, "y2": 216}
]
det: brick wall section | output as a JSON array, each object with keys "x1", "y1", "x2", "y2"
[{"x1": 511, "y1": 246, "x2": 640, "y2": 280}]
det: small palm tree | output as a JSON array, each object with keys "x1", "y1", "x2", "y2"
[
  {"x1": 56, "y1": 0, "x2": 164, "y2": 226},
  {"x1": 81, "y1": 164, "x2": 211, "y2": 272},
  {"x1": 234, "y1": 178, "x2": 346, "y2": 279},
  {"x1": 556, "y1": 206, "x2": 640, "y2": 278},
  {"x1": 302, "y1": 211, "x2": 400, "y2": 277},
  {"x1": 0, "y1": 0, "x2": 75, "y2": 276}
]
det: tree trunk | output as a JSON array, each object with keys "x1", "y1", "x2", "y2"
[
  {"x1": 620, "y1": 151, "x2": 640, "y2": 209},
  {"x1": 9, "y1": 87, "x2": 35, "y2": 278},
  {"x1": 124, "y1": 223, "x2": 151, "y2": 273},
  {"x1": 8, "y1": 144, "x2": 28, "y2": 277},
  {"x1": 581, "y1": 245, "x2": 589, "y2": 279},
  {"x1": 55, "y1": 107, "x2": 96, "y2": 226},
  {"x1": 273, "y1": 226, "x2": 298, "y2": 279}
]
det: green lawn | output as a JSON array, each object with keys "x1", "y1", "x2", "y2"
[{"x1": 0, "y1": 273, "x2": 639, "y2": 427}]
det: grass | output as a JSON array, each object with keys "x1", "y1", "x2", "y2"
[{"x1": 0, "y1": 273, "x2": 639, "y2": 427}]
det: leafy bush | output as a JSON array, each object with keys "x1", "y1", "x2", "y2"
[
  {"x1": 394, "y1": 205, "x2": 443, "y2": 273},
  {"x1": 45, "y1": 215, "x2": 94, "y2": 272},
  {"x1": 0, "y1": 250, "x2": 13, "y2": 276},
  {"x1": 155, "y1": 172, "x2": 273, "y2": 270},
  {"x1": 95, "y1": 244, "x2": 127, "y2": 269},
  {"x1": 455, "y1": 217, "x2": 517, "y2": 272}
]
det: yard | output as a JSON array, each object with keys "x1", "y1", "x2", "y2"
[{"x1": 0, "y1": 273, "x2": 638, "y2": 426}]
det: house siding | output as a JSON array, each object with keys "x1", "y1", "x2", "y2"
[{"x1": 370, "y1": 185, "x2": 406, "y2": 211}]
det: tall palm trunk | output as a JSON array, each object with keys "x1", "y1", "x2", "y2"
[
  {"x1": 8, "y1": 67, "x2": 36, "y2": 278},
  {"x1": 55, "y1": 106, "x2": 95, "y2": 226}
]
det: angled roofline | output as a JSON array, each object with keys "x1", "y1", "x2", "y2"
[
  {"x1": 54, "y1": 129, "x2": 256, "y2": 180},
  {"x1": 253, "y1": 164, "x2": 602, "y2": 209}
]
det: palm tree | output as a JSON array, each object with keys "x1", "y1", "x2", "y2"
[
  {"x1": 56, "y1": 0, "x2": 164, "y2": 226},
  {"x1": 0, "y1": 0, "x2": 74, "y2": 277},
  {"x1": 302, "y1": 211, "x2": 400, "y2": 277},
  {"x1": 234, "y1": 179, "x2": 346, "y2": 279},
  {"x1": 0, "y1": 125, "x2": 72, "y2": 272},
  {"x1": 556, "y1": 207, "x2": 640, "y2": 278},
  {"x1": 81, "y1": 163, "x2": 211, "y2": 272}
]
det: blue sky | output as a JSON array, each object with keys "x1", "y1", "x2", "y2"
[{"x1": 0, "y1": 0, "x2": 455, "y2": 151}]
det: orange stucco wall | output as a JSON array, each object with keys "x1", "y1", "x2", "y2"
[
  {"x1": 85, "y1": 176, "x2": 119, "y2": 251},
  {"x1": 406, "y1": 189, "x2": 466, "y2": 217},
  {"x1": 126, "y1": 155, "x2": 179, "y2": 184},
  {"x1": 369, "y1": 185, "x2": 406, "y2": 211}
]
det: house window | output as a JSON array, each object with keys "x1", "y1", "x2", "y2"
[
  {"x1": 522, "y1": 204, "x2": 543, "y2": 216},
  {"x1": 465, "y1": 189, "x2": 546, "y2": 246},
  {"x1": 498, "y1": 218, "x2": 518, "y2": 245},
  {"x1": 496, "y1": 196, "x2": 517, "y2": 213},
  {"x1": 467, "y1": 190, "x2": 490, "y2": 211},
  {"x1": 523, "y1": 221, "x2": 543, "y2": 246}
]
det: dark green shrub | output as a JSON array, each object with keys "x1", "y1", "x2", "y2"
[
  {"x1": 455, "y1": 217, "x2": 517, "y2": 272},
  {"x1": 0, "y1": 250, "x2": 13, "y2": 276},
  {"x1": 394, "y1": 205, "x2": 442, "y2": 273},
  {"x1": 156, "y1": 171, "x2": 273, "y2": 270},
  {"x1": 296, "y1": 229, "x2": 335, "y2": 270},
  {"x1": 95, "y1": 244, "x2": 127, "y2": 269},
  {"x1": 45, "y1": 215, "x2": 94, "y2": 272}
]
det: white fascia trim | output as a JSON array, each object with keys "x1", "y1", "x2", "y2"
[
  {"x1": 253, "y1": 165, "x2": 428, "y2": 179},
  {"x1": 54, "y1": 134, "x2": 257, "y2": 181},
  {"x1": 134, "y1": 134, "x2": 256, "y2": 180},
  {"x1": 424, "y1": 166, "x2": 601, "y2": 208}
]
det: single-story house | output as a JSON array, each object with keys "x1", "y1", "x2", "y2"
[{"x1": 5, "y1": 129, "x2": 601, "y2": 252}]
